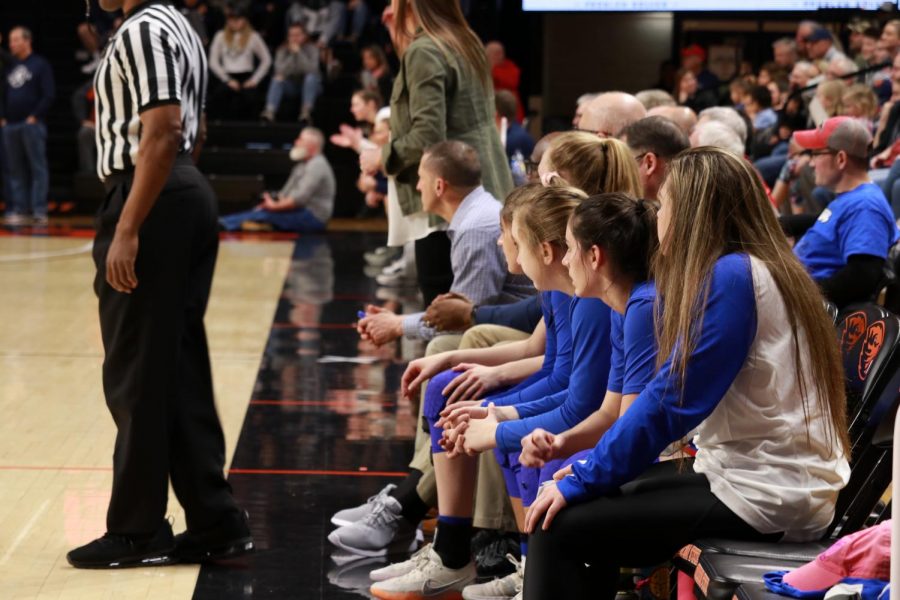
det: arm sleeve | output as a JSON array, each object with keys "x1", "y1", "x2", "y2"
[
  {"x1": 819, "y1": 254, "x2": 885, "y2": 308},
  {"x1": 556, "y1": 255, "x2": 757, "y2": 504},
  {"x1": 489, "y1": 293, "x2": 574, "y2": 407},
  {"x1": 208, "y1": 32, "x2": 229, "y2": 83},
  {"x1": 401, "y1": 311, "x2": 437, "y2": 341},
  {"x1": 606, "y1": 314, "x2": 626, "y2": 394},
  {"x1": 273, "y1": 47, "x2": 290, "y2": 78},
  {"x1": 32, "y1": 59, "x2": 55, "y2": 119},
  {"x1": 120, "y1": 21, "x2": 183, "y2": 112},
  {"x1": 495, "y1": 299, "x2": 613, "y2": 452},
  {"x1": 838, "y1": 206, "x2": 897, "y2": 261},
  {"x1": 474, "y1": 295, "x2": 543, "y2": 332},
  {"x1": 382, "y1": 44, "x2": 447, "y2": 176},
  {"x1": 620, "y1": 297, "x2": 658, "y2": 395},
  {"x1": 248, "y1": 33, "x2": 272, "y2": 86},
  {"x1": 284, "y1": 160, "x2": 325, "y2": 206},
  {"x1": 449, "y1": 229, "x2": 509, "y2": 306}
]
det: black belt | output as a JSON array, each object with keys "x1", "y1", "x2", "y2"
[{"x1": 102, "y1": 154, "x2": 195, "y2": 192}]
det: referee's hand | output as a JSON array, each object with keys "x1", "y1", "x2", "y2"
[{"x1": 106, "y1": 228, "x2": 139, "y2": 293}]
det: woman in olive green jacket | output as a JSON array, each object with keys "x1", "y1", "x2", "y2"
[{"x1": 360, "y1": 0, "x2": 513, "y2": 302}]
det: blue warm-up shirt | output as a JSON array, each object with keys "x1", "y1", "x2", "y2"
[
  {"x1": 487, "y1": 291, "x2": 574, "y2": 407},
  {"x1": 495, "y1": 297, "x2": 612, "y2": 452},
  {"x1": 606, "y1": 281, "x2": 658, "y2": 396},
  {"x1": 794, "y1": 182, "x2": 899, "y2": 280},
  {"x1": 1, "y1": 53, "x2": 54, "y2": 123},
  {"x1": 474, "y1": 294, "x2": 543, "y2": 334},
  {"x1": 556, "y1": 255, "x2": 757, "y2": 504}
]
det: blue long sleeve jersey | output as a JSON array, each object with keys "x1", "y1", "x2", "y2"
[
  {"x1": 606, "y1": 281, "x2": 658, "y2": 396},
  {"x1": 556, "y1": 254, "x2": 758, "y2": 504},
  {"x1": 495, "y1": 297, "x2": 613, "y2": 452},
  {"x1": 485, "y1": 291, "x2": 574, "y2": 407}
]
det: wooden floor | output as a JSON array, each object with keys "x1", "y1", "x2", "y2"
[{"x1": 0, "y1": 235, "x2": 294, "y2": 599}]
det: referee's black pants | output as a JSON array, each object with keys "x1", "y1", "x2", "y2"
[{"x1": 93, "y1": 156, "x2": 239, "y2": 536}]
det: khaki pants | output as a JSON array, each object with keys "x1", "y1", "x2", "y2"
[{"x1": 410, "y1": 325, "x2": 531, "y2": 531}]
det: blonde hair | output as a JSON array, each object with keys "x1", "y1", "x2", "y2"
[
  {"x1": 841, "y1": 83, "x2": 879, "y2": 119},
  {"x1": 392, "y1": 0, "x2": 491, "y2": 88},
  {"x1": 656, "y1": 147, "x2": 849, "y2": 457},
  {"x1": 817, "y1": 80, "x2": 847, "y2": 117},
  {"x1": 500, "y1": 183, "x2": 543, "y2": 225},
  {"x1": 224, "y1": 16, "x2": 252, "y2": 52},
  {"x1": 512, "y1": 185, "x2": 587, "y2": 254},
  {"x1": 544, "y1": 132, "x2": 643, "y2": 197}
]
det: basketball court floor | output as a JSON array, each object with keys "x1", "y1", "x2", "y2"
[{"x1": 0, "y1": 228, "x2": 417, "y2": 599}]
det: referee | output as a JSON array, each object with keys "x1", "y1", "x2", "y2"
[{"x1": 67, "y1": 0, "x2": 253, "y2": 568}]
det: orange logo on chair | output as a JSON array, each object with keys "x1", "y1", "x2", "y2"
[
  {"x1": 842, "y1": 311, "x2": 867, "y2": 352},
  {"x1": 859, "y1": 320, "x2": 885, "y2": 381}
]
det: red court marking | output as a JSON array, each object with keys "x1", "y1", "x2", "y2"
[
  {"x1": 228, "y1": 468, "x2": 407, "y2": 477},
  {"x1": 250, "y1": 400, "x2": 394, "y2": 407},
  {"x1": 271, "y1": 322, "x2": 356, "y2": 330}
]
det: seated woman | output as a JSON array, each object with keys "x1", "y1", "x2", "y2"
[{"x1": 522, "y1": 147, "x2": 851, "y2": 600}]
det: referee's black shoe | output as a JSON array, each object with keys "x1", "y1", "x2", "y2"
[
  {"x1": 66, "y1": 521, "x2": 176, "y2": 569},
  {"x1": 174, "y1": 510, "x2": 255, "y2": 563}
]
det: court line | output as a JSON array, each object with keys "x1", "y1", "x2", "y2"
[
  {"x1": 0, "y1": 241, "x2": 93, "y2": 263},
  {"x1": 249, "y1": 399, "x2": 394, "y2": 407},
  {"x1": 0, "y1": 465, "x2": 407, "y2": 477},
  {"x1": 0, "y1": 498, "x2": 50, "y2": 565}
]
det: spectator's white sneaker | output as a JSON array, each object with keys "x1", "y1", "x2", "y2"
[
  {"x1": 365, "y1": 246, "x2": 402, "y2": 267},
  {"x1": 370, "y1": 544, "x2": 432, "y2": 582},
  {"x1": 331, "y1": 484, "x2": 397, "y2": 527},
  {"x1": 3, "y1": 213, "x2": 27, "y2": 226},
  {"x1": 32, "y1": 215, "x2": 49, "y2": 227},
  {"x1": 328, "y1": 495, "x2": 420, "y2": 557},
  {"x1": 369, "y1": 545, "x2": 476, "y2": 600},
  {"x1": 462, "y1": 555, "x2": 523, "y2": 600}
]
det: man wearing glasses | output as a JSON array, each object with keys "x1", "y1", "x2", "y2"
[
  {"x1": 573, "y1": 92, "x2": 646, "y2": 138},
  {"x1": 793, "y1": 116, "x2": 899, "y2": 309}
]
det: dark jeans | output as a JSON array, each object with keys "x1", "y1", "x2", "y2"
[
  {"x1": 524, "y1": 461, "x2": 781, "y2": 600},
  {"x1": 3, "y1": 121, "x2": 49, "y2": 216},
  {"x1": 219, "y1": 206, "x2": 325, "y2": 232},
  {"x1": 208, "y1": 71, "x2": 259, "y2": 120},
  {"x1": 415, "y1": 230, "x2": 453, "y2": 306},
  {"x1": 93, "y1": 156, "x2": 239, "y2": 535}
]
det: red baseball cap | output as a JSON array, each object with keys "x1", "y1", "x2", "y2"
[
  {"x1": 681, "y1": 44, "x2": 706, "y2": 62},
  {"x1": 793, "y1": 117, "x2": 872, "y2": 161}
]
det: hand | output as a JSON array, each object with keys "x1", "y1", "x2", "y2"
[
  {"x1": 524, "y1": 481, "x2": 568, "y2": 533},
  {"x1": 357, "y1": 304, "x2": 403, "y2": 346},
  {"x1": 436, "y1": 402, "x2": 488, "y2": 429},
  {"x1": 459, "y1": 404, "x2": 501, "y2": 455},
  {"x1": 365, "y1": 191, "x2": 384, "y2": 208},
  {"x1": 25, "y1": 115, "x2": 38, "y2": 125},
  {"x1": 242, "y1": 79, "x2": 258, "y2": 89},
  {"x1": 441, "y1": 363, "x2": 503, "y2": 404},
  {"x1": 553, "y1": 463, "x2": 574, "y2": 480},
  {"x1": 359, "y1": 147, "x2": 382, "y2": 175},
  {"x1": 519, "y1": 429, "x2": 559, "y2": 468},
  {"x1": 106, "y1": 226, "x2": 139, "y2": 293},
  {"x1": 262, "y1": 195, "x2": 281, "y2": 211},
  {"x1": 400, "y1": 353, "x2": 450, "y2": 399},
  {"x1": 440, "y1": 420, "x2": 468, "y2": 457},
  {"x1": 424, "y1": 294, "x2": 474, "y2": 331},
  {"x1": 357, "y1": 173, "x2": 377, "y2": 193},
  {"x1": 330, "y1": 124, "x2": 365, "y2": 152},
  {"x1": 433, "y1": 399, "x2": 481, "y2": 427},
  {"x1": 227, "y1": 79, "x2": 241, "y2": 91}
]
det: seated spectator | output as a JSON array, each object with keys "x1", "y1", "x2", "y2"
[
  {"x1": 208, "y1": 9, "x2": 272, "y2": 120},
  {"x1": 757, "y1": 62, "x2": 785, "y2": 87},
  {"x1": 772, "y1": 37, "x2": 798, "y2": 71},
  {"x1": 178, "y1": 0, "x2": 213, "y2": 47},
  {"x1": 486, "y1": 41, "x2": 524, "y2": 123},
  {"x1": 847, "y1": 17, "x2": 876, "y2": 63},
  {"x1": 691, "y1": 120, "x2": 745, "y2": 157},
  {"x1": 260, "y1": 22, "x2": 320, "y2": 123},
  {"x1": 496, "y1": 90, "x2": 534, "y2": 185},
  {"x1": 806, "y1": 26, "x2": 849, "y2": 75},
  {"x1": 674, "y1": 67, "x2": 716, "y2": 113},
  {"x1": 619, "y1": 115, "x2": 691, "y2": 202},
  {"x1": 872, "y1": 53, "x2": 900, "y2": 159},
  {"x1": 523, "y1": 146, "x2": 850, "y2": 600},
  {"x1": 646, "y1": 105, "x2": 697, "y2": 136},
  {"x1": 793, "y1": 116, "x2": 900, "y2": 308},
  {"x1": 795, "y1": 19, "x2": 821, "y2": 60},
  {"x1": 815, "y1": 80, "x2": 847, "y2": 122},
  {"x1": 219, "y1": 128, "x2": 335, "y2": 232},
  {"x1": 743, "y1": 84, "x2": 778, "y2": 131},
  {"x1": 697, "y1": 106, "x2": 749, "y2": 150},
  {"x1": 789, "y1": 60, "x2": 820, "y2": 91},
  {"x1": 571, "y1": 93, "x2": 598, "y2": 130},
  {"x1": 825, "y1": 54, "x2": 859, "y2": 82},
  {"x1": 357, "y1": 140, "x2": 533, "y2": 346},
  {"x1": 881, "y1": 19, "x2": 900, "y2": 61},
  {"x1": 841, "y1": 83, "x2": 878, "y2": 132},
  {"x1": 635, "y1": 89, "x2": 676, "y2": 111},
  {"x1": 730, "y1": 77, "x2": 755, "y2": 111},
  {"x1": 767, "y1": 76, "x2": 790, "y2": 111},
  {"x1": 857, "y1": 26, "x2": 881, "y2": 69},
  {"x1": 577, "y1": 92, "x2": 647, "y2": 138},
  {"x1": 360, "y1": 44, "x2": 393, "y2": 105},
  {"x1": 680, "y1": 43, "x2": 719, "y2": 92}
]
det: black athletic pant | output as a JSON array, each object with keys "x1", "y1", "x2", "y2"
[
  {"x1": 524, "y1": 461, "x2": 782, "y2": 600},
  {"x1": 414, "y1": 230, "x2": 453, "y2": 306},
  {"x1": 93, "y1": 156, "x2": 239, "y2": 536}
]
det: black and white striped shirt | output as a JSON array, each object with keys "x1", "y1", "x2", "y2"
[{"x1": 93, "y1": 0, "x2": 207, "y2": 180}]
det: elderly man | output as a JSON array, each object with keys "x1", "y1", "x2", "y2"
[
  {"x1": 773, "y1": 37, "x2": 799, "y2": 70},
  {"x1": 794, "y1": 117, "x2": 899, "y2": 308},
  {"x1": 577, "y1": 91, "x2": 647, "y2": 137},
  {"x1": 697, "y1": 106, "x2": 748, "y2": 148},
  {"x1": 805, "y1": 26, "x2": 848, "y2": 73},
  {"x1": 635, "y1": 89, "x2": 676, "y2": 110},
  {"x1": 572, "y1": 92, "x2": 599, "y2": 129},
  {"x1": 647, "y1": 105, "x2": 697, "y2": 136},
  {"x1": 790, "y1": 60, "x2": 821, "y2": 91},
  {"x1": 620, "y1": 116, "x2": 689, "y2": 202},
  {"x1": 219, "y1": 127, "x2": 335, "y2": 232}
]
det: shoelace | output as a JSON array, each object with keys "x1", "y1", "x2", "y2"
[
  {"x1": 360, "y1": 495, "x2": 399, "y2": 529},
  {"x1": 507, "y1": 553, "x2": 524, "y2": 593}
]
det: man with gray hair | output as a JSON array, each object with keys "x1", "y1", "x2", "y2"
[
  {"x1": 773, "y1": 37, "x2": 798, "y2": 70},
  {"x1": 578, "y1": 91, "x2": 647, "y2": 137},
  {"x1": 793, "y1": 116, "x2": 899, "y2": 308},
  {"x1": 826, "y1": 54, "x2": 859, "y2": 81},
  {"x1": 219, "y1": 127, "x2": 336, "y2": 232},
  {"x1": 690, "y1": 120, "x2": 745, "y2": 157},
  {"x1": 697, "y1": 106, "x2": 748, "y2": 147},
  {"x1": 635, "y1": 89, "x2": 676, "y2": 110}
]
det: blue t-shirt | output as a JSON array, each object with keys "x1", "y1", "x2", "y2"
[
  {"x1": 2, "y1": 53, "x2": 55, "y2": 123},
  {"x1": 495, "y1": 297, "x2": 613, "y2": 452},
  {"x1": 607, "y1": 281, "x2": 658, "y2": 396},
  {"x1": 488, "y1": 291, "x2": 573, "y2": 406},
  {"x1": 794, "y1": 182, "x2": 899, "y2": 280},
  {"x1": 557, "y1": 254, "x2": 758, "y2": 504}
]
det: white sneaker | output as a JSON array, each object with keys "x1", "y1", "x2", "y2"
[
  {"x1": 462, "y1": 555, "x2": 524, "y2": 600},
  {"x1": 331, "y1": 484, "x2": 397, "y2": 527},
  {"x1": 328, "y1": 495, "x2": 420, "y2": 557},
  {"x1": 3, "y1": 213, "x2": 27, "y2": 226},
  {"x1": 370, "y1": 544, "x2": 431, "y2": 582},
  {"x1": 370, "y1": 545, "x2": 476, "y2": 600},
  {"x1": 381, "y1": 257, "x2": 408, "y2": 276}
]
